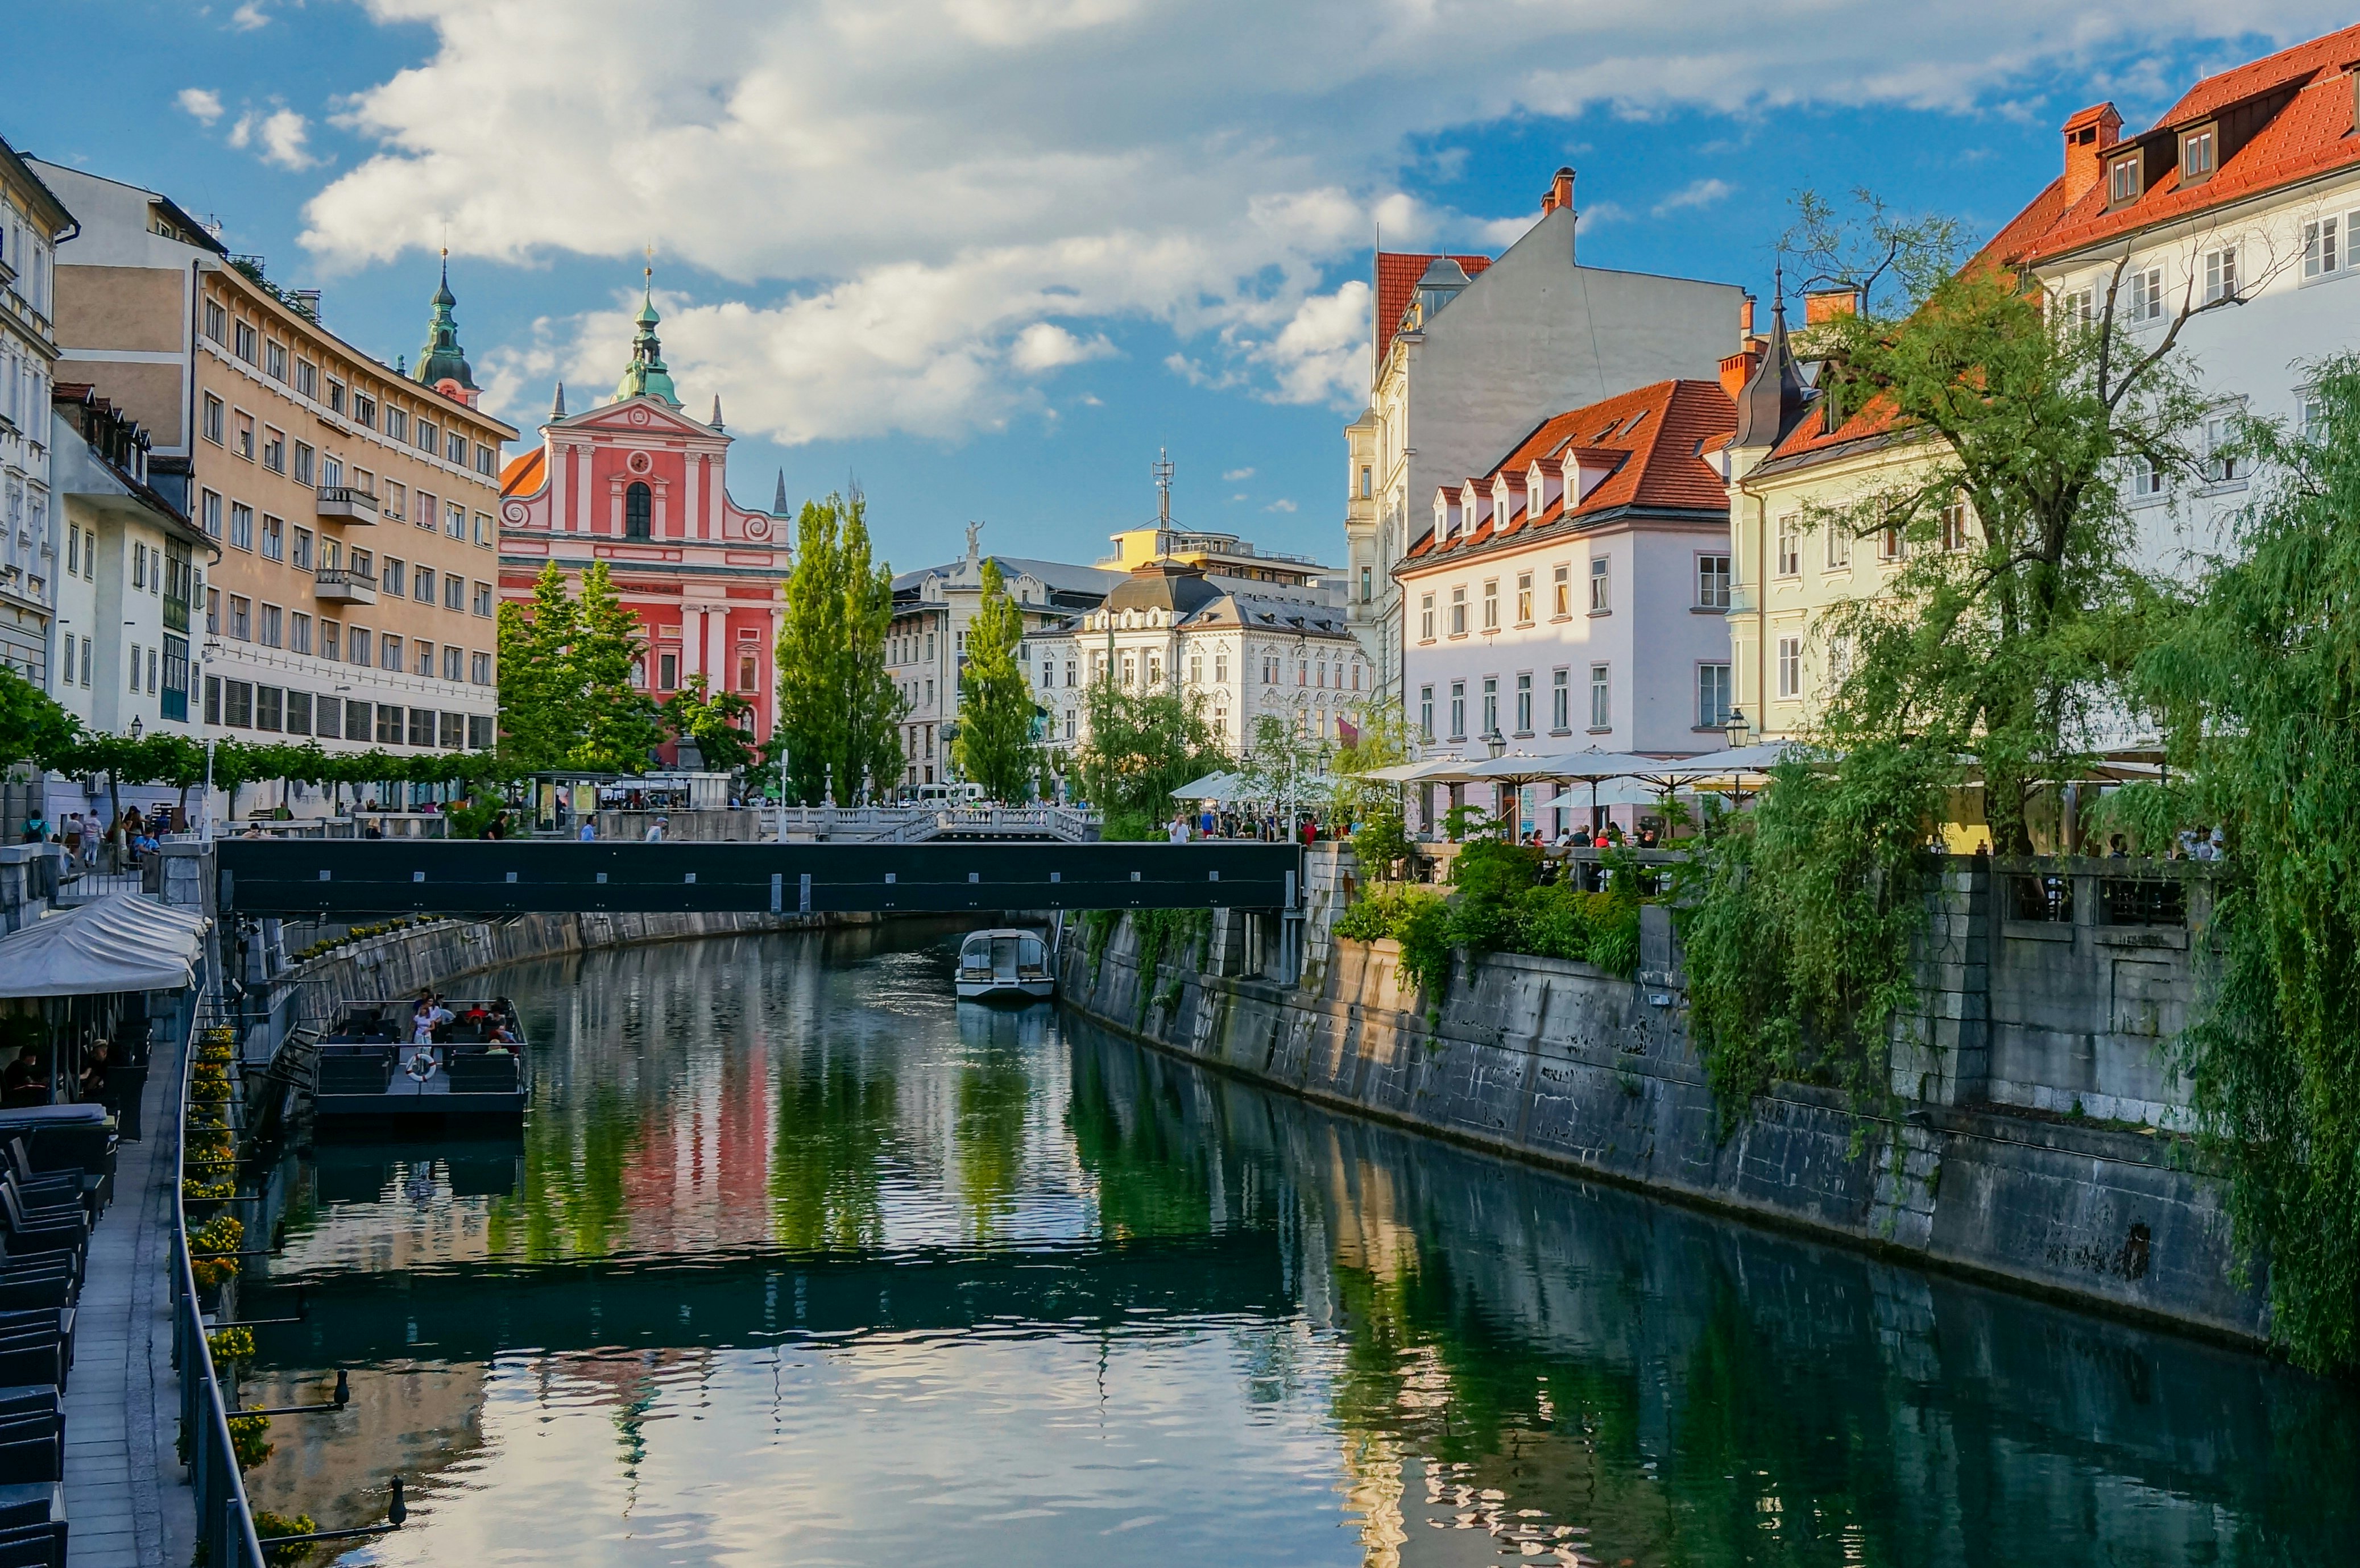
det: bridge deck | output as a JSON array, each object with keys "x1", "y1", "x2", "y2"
[{"x1": 214, "y1": 840, "x2": 1302, "y2": 916}]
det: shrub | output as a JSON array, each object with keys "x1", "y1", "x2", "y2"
[{"x1": 254, "y1": 1512, "x2": 319, "y2": 1565}]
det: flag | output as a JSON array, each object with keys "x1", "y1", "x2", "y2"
[{"x1": 1337, "y1": 717, "x2": 1359, "y2": 746}]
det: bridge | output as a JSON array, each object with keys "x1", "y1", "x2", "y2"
[
  {"x1": 771, "y1": 803, "x2": 1101, "y2": 843},
  {"x1": 213, "y1": 839, "x2": 1303, "y2": 917}
]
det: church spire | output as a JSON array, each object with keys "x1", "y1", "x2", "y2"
[
  {"x1": 772, "y1": 468, "x2": 789, "y2": 516},
  {"x1": 710, "y1": 393, "x2": 724, "y2": 431},
  {"x1": 615, "y1": 261, "x2": 681, "y2": 406},
  {"x1": 1732, "y1": 264, "x2": 1808, "y2": 452},
  {"x1": 549, "y1": 380, "x2": 566, "y2": 421},
  {"x1": 412, "y1": 250, "x2": 480, "y2": 403}
]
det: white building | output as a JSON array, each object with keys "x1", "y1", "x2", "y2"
[
  {"x1": 1343, "y1": 168, "x2": 1749, "y2": 704},
  {"x1": 1, "y1": 136, "x2": 72, "y2": 686},
  {"x1": 1398, "y1": 379, "x2": 1741, "y2": 828}
]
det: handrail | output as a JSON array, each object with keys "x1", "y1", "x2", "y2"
[{"x1": 171, "y1": 990, "x2": 270, "y2": 1568}]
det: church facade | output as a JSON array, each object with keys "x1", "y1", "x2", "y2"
[{"x1": 497, "y1": 279, "x2": 792, "y2": 752}]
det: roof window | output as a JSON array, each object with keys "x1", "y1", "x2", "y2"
[
  {"x1": 2106, "y1": 152, "x2": 2142, "y2": 208},
  {"x1": 2181, "y1": 125, "x2": 2217, "y2": 185}
]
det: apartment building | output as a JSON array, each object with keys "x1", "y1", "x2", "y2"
[
  {"x1": 1, "y1": 135, "x2": 72, "y2": 685},
  {"x1": 35, "y1": 161, "x2": 514, "y2": 761}
]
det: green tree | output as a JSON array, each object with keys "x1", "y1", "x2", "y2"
[
  {"x1": 498, "y1": 562, "x2": 581, "y2": 771},
  {"x1": 660, "y1": 674, "x2": 757, "y2": 774},
  {"x1": 569, "y1": 561, "x2": 664, "y2": 772},
  {"x1": 1075, "y1": 665, "x2": 1224, "y2": 839},
  {"x1": 773, "y1": 491, "x2": 905, "y2": 803},
  {"x1": 951, "y1": 558, "x2": 1039, "y2": 800},
  {"x1": 0, "y1": 666, "x2": 80, "y2": 771}
]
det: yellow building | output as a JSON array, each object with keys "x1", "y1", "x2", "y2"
[{"x1": 1099, "y1": 454, "x2": 1332, "y2": 593}]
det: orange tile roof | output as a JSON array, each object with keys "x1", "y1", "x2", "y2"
[
  {"x1": 1398, "y1": 379, "x2": 1734, "y2": 574},
  {"x1": 1374, "y1": 250, "x2": 1494, "y2": 367},
  {"x1": 500, "y1": 446, "x2": 545, "y2": 498},
  {"x1": 2008, "y1": 23, "x2": 2360, "y2": 264}
]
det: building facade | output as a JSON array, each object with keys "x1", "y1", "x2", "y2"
[
  {"x1": 1, "y1": 136, "x2": 72, "y2": 686},
  {"x1": 497, "y1": 283, "x2": 794, "y2": 751},
  {"x1": 38, "y1": 161, "x2": 514, "y2": 764},
  {"x1": 1344, "y1": 168, "x2": 1749, "y2": 704},
  {"x1": 1397, "y1": 378, "x2": 1741, "y2": 767}
]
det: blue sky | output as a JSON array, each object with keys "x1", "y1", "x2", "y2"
[{"x1": 10, "y1": 2, "x2": 2349, "y2": 574}]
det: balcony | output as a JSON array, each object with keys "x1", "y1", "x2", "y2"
[
  {"x1": 316, "y1": 484, "x2": 379, "y2": 523},
  {"x1": 314, "y1": 566, "x2": 378, "y2": 604}
]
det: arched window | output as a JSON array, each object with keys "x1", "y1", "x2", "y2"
[{"x1": 624, "y1": 482, "x2": 652, "y2": 540}]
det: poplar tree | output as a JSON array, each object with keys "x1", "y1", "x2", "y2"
[
  {"x1": 497, "y1": 562, "x2": 580, "y2": 771},
  {"x1": 570, "y1": 561, "x2": 664, "y2": 772},
  {"x1": 775, "y1": 491, "x2": 905, "y2": 803},
  {"x1": 951, "y1": 558, "x2": 1038, "y2": 800}
]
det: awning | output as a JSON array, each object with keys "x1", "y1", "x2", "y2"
[
  {"x1": 1172, "y1": 771, "x2": 1242, "y2": 800},
  {"x1": 0, "y1": 894, "x2": 212, "y2": 999},
  {"x1": 1359, "y1": 756, "x2": 1476, "y2": 784}
]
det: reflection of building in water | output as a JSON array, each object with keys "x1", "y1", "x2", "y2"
[
  {"x1": 270, "y1": 1156, "x2": 503, "y2": 1275},
  {"x1": 241, "y1": 1360, "x2": 490, "y2": 1541}
]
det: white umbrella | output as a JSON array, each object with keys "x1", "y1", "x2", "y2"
[
  {"x1": 1541, "y1": 778, "x2": 1700, "y2": 810},
  {"x1": 1172, "y1": 770, "x2": 1243, "y2": 800},
  {"x1": 1357, "y1": 756, "x2": 1470, "y2": 783}
]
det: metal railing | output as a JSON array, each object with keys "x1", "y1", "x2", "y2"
[{"x1": 772, "y1": 803, "x2": 1101, "y2": 843}]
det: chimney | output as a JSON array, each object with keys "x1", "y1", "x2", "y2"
[
  {"x1": 1740, "y1": 294, "x2": 1755, "y2": 338},
  {"x1": 2060, "y1": 103, "x2": 2123, "y2": 206},
  {"x1": 1541, "y1": 166, "x2": 1575, "y2": 215},
  {"x1": 1803, "y1": 286, "x2": 1861, "y2": 326},
  {"x1": 1719, "y1": 347, "x2": 1763, "y2": 401}
]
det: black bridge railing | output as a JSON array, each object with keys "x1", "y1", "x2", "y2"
[{"x1": 214, "y1": 840, "x2": 1304, "y2": 918}]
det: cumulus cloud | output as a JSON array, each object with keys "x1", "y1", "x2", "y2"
[
  {"x1": 1653, "y1": 177, "x2": 1734, "y2": 215},
  {"x1": 177, "y1": 88, "x2": 225, "y2": 125},
  {"x1": 1264, "y1": 498, "x2": 1297, "y2": 513},
  {"x1": 230, "y1": 2, "x2": 274, "y2": 31},
  {"x1": 1223, "y1": 467, "x2": 1254, "y2": 480},
  {"x1": 230, "y1": 107, "x2": 317, "y2": 170},
  {"x1": 305, "y1": 0, "x2": 2351, "y2": 443}
]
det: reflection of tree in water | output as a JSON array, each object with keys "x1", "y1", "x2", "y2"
[
  {"x1": 769, "y1": 1053, "x2": 897, "y2": 1252},
  {"x1": 488, "y1": 1080, "x2": 641, "y2": 1261},
  {"x1": 954, "y1": 1044, "x2": 1032, "y2": 1239},
  {"x1": 1063, "y1": 1038, "x2": 1215, "y2": 1240}
]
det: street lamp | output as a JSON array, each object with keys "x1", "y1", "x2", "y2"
[
  {"x1": 1723, "y1": 707, "x2": 1752, "y2": 749},
  {"x1": 130, "y1": 717, "x2": 143, "y2": 740},
  {"x1": 1483, "y1": 728, "x2": 1506, "y2": 760}
]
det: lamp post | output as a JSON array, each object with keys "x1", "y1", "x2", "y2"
[
  {"x1": 130, "y1": 718, "x2": 143, "y2": 740},
  {"x1": 1723, "y1": 707, "x2": 1751, "y2": 749}
]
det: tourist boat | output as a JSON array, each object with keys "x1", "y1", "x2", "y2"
[
  {"x1": 308, "y1": 998, "x2": 529, "y2": 1122},
  {"x1": 955, "y1": 928, "x2": 1055, "y2": 1002}
]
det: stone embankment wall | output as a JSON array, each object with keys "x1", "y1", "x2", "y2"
[{"x1": 1061, "y1": 848, "x2": 2266, "y2": 1345}]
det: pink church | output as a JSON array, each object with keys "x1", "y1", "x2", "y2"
[{"x1": 498, "y1": 278, "x2": 792, "y2": 756}]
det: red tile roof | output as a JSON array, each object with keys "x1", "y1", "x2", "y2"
[
  {"x1": 1398, "y1": 380, "x2": 1734, "y2": 574},
  {"x1": 500, "y1": 446, "x2": 545, "y2": 498},
  {"x1": 1374, "y1": 250, "x2": 1494, "y2": 367},
  {"x1": 2007, "y1": 23, "x2": 2360, "y2": 265}
]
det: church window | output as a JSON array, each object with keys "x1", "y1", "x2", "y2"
[{"x1": 625, "y1": 482, "x2": 652, "y2": 540}]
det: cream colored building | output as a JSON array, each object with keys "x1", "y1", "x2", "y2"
[
  {"x1": 36, "y1": 161, "x2": 514, "y2": 773},
  {"x1": 2, "y1": 135, "x2": 72, "y2": 686}
]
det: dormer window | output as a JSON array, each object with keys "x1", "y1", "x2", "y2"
[
  {"x1": 2108, "y1": 153, "x2": 2142, "y2": 206},
  {"x1": 2181, "y1": 127, "x2": 2217, "y2": 184}
]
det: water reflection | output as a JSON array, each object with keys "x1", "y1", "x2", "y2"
[{"x1": 238, "y1": 926, "x2": 2359, "y2": 1566}]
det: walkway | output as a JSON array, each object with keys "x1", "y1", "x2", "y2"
[{"x1": 62, "y1": 1054, "x2": 192, "y2": 1567}]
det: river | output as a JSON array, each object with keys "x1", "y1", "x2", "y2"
[{"x1": 237, "y1": 923, "x2": 2359, "y2": 1565}]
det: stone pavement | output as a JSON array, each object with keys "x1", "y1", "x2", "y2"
[{"x1": 62, "y1": 1053, "x2": 194, "y2": 1567}]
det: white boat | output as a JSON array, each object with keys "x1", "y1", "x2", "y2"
[{"x1": 955, "y1": 928, "x2": 1055, "y2": 1002}]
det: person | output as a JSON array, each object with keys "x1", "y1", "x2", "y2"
[
  {"x1": 1167, "y1": 814, "x2": 1189, "y2": 844},
  {"x1": 1, "y1": 1047, "x2": 43, "y2": 1098},
  {"x1": 78, "y1": 1040, "x2": 110, "y2": 1103},
  {"x1": 578, "y1": 818, "x2": 596, "y2": 842},
  {"x1": 19, "y1": 812, "x2": 45, "y2": 845},
  {"x1": 61, "y1": 814, "x2": 82, "y2": 861},
  {"x1": 2109, "y1": 834, "x2": 2129, "y2": 858},
  {"x1": 645, "y1": 816, "x2": 667, "y2": 843}
]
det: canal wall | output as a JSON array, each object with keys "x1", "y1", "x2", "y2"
[{"x1": 1057, "y1": 848, "x2": 2270, "y2": 1346}]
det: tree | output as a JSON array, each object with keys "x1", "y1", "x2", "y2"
[
  {"x1": 1074, "y1": 669, "x2": 1224, "y2": 840},
  {"x1": 569, "y1": 562, "x2": 664, "y2": 772},
  {"x1": 0, "y1": 666, "x2": 80, "y2": 771},
  {"x1": 773, "y1": 491, "x2": 905, "y2": 803},
  {"x1": 1239, "y1": 714, "x2": 1326, "y2": 827},
  {"x1": 661, "y1": 675, "x2": 757, "y2": 775},
  {"x1": 951, "y1": 558, "x2": 1039, "y2": 801},
  {"x1": 498, "y1": 563, "x2": 581, "y2": 771}
]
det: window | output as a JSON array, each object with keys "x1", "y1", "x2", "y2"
[
  {"x1": 202, "y1": 394, "x2": 223, "y2": 445},
  {"x1": 291, "y1": 612, "x2": 312, "y2": 654},
  {"x1": 444, "y1": 573, "x2": 464, "y2": 611},
  {"x1": 1419, "y1": 592, "x2": 1435, "y2": 641},
  {"x1": 1697, "y1": 663, "x2": 1732, "y2": 730},
  {"x1": 1359, "y1": 565, "x2": 1373, "y2": 603},
  {"x1": 445, "y1": 430, "x2": 467, "y2": 467},
  {"x1": 229, "y1": 503, "x2": 254, "y2": 551},
  {"x1": 384, "y1": 481, "x2": 405, "y2": 522},
  {"x1": 321, "y1": 621, "x2": 340, "y2": 661},
  {"x1": 127, "y1": 644, "x2": 141, "y2": 693},
  {"x1": 477, "y1": 446, "x2": 497, "y2": 478},
  {"x1": 204, "y1": 300, "x2": 227, "y2": 343},
  {"x1": 327, "y1": 379, "x2": 344, "y2": 414},
  {"x1": 1359, "y1": 464, "x2": 1372, "y2": 499},
  {"x1": 1515, "y1": 672, "x2": 1533, "y2": 733},
  {"x1": 1877, "y1": 525, "x2": 1904, "y2": 562},
  {"x1": 2057, "y1": 287, "x2": 2095, "y2": 328},
  {"x1": 206, "y1": 588, "x2": 220, "y2": 634},
  {"x1": 2108, "y1": 153, "x2": 2141, "y2": 206},
  {"x1": 1777, "y1": 515, "x2": 1800, "y2": 575},
  {"x1": 626, "y1": 482, "x2": 652, "y2": 540},
  {"x1": 1938, "y1": 497, "x2": 1970, "y2": 551},
  {"x1": 1188, "y1": 654, "x2": 1202, "y2": 685},
  {"x1": 1589, "y1": 556, "x2": 1609, "y2": 612},
  {"x1": 260, "y1": 515, "x2": 283, "y2": 561},
  {"x1": 1481, "y1": 579, "x2": 1498, "y2": 630},
  {"x1": 1551, "y1": 667, "x2": 1570, "y2": 731},
  {"x1": 223, "y1": 680, "x2": 252, "y2": 728},
  {"x1": 286, "y1": 691, "x2": 311, "y2": 736},
  {"x1": 2126, "y1": 264, "x2": 2165, "y2": 322},
  {"x1": 353, "y1": 391, "x2": 376, "y2": 429},
  {"x1": 410, "y1": 708, "x2": 436, "y2": 748},
  {"x1": 133, "y1": 542, "x2": 147, "y2": 590},
  {"x1": 262, "y1": 427, "x2": 285, "y2": 474},
  {"x1": 2181, "y1": 127, "x2": 2216, "y2": 182},
  {"x1": 1588, "y1": 664, "x2": 1610, "y2": 730},
  {"x1": 81, "y1": 638, "x2": 94, "y2": 688},
  {"x1": 1449, "y1": 586, "x2": 1467, "y2": 636},
  {"x1": 1481, "y1": 676, "x2": 1498, "y2": 735},
  {"x1": 349, "y1": 627, "x2": 371, "y2": 666},
  {"x1": 739, "y1": 649, "x2": 759, "y2": 690},
  {"x1": 471, "y1": 650, "x2": 493, "y2": 685},
  {"x1": 438, "y1": 711, "x2": 463, "y2": 749},
  {"x1": 256, "y1": 686, "x2": 282, "y2": 732},
  {"x1": 446, "y1": 501, "x2": 466, "y2": 540},
  {"x1": 382, "y1": 559, "x2": 405, "y2": 596},
  {"x1": 377, "y1": 704, "x2": 403, "y2": 745},
  {"x1": 1515, "y1": 571, "x2": 1534, "y2": 624},
  {"x1": 2299, "y1": 389, "x2": 2328, "y2": 439},
  {"x1": 1419, "y1": 685, "x2": 1434, "y2": 740},
  {"x1": 293, "y1": 442, "x2": 313, "y2": 485},
  {"x1": 415, "y1": 566, "x2": 436, "y2": 604},
  {"x1": 1449, "y1": 680, "x2": 1465, "y2": 739},
  {"x1": 258, "y1": 604, "x2": 281, "y2": 648},
  {"x1": 292, "y1": 526, "x2": 313, "y2": 570},
  {"x1": 2127, "y1": 454, "x2": 2166, "y2": 498},
  {"x1": 233, "y1": 321, "x2": 257, "y2": 363},
  {"x1": 658, "y1": 650, "x2": 678, "y2": 690},
  {"x1": 1697, "y1": 553, "x2": 1730, "y2": 609},
  {"x1": 2203, "y1": 408, "x2": 2246, "y2": 484},
  {"x1": 416, "y1": 418, "x2": 438, "y2": 454},
  {"x1": 442, "y1": 645, "x2": 462, "y2": 681},
  {"x1": 316, "y1": 696, "x2": 342, "y2": 739},
  {"x1": 2203, "y1": 246, "x2": 2238, "y2": 305},
  {"x1": 412, "y1": 640, "x2": 434, "y2": 677},
  {"x1": 381, "y1": 634, "x2": 406, "y2": 673},
  {"x1": 385, "y1": 407, "x2": 407, "y2": 442},
  {"x1": 234, "y1": 411, "x2": 254, "y2": 461},
  {"x1": 1776, "y1": 636, "x2": 1802, "y2": 699},
  {"x1": 264, "y1": 341, "x2": 288, "y2": 381},
  {"x1": 295, "y1": 360, "x2": 317, "y2": 399},
  {"x1": 415, "y1": 491, "x2": 436, "y2": 530},
  {"x1": 474, "y1": 512, "x2": 494, "y2": 546}
]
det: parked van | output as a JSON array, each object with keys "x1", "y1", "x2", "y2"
[{"x1": 908, "y1": 782, "x2": 987, "y2": 807}]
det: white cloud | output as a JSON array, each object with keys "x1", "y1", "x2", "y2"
[
  {"x1": 305, "y1": 0, "x2": 2354, "y2": 443},
  {"x1": 1652, "y1": 177, "x2": 1734, "y2": 216},
  {"x1": 230, "y1": 2, "x2": 274, "y2": 31},
  {"x1": 229, "y1": 107, "x2": 317, "y2": 170},
  {"x1": 1222, "y1": 467, "x2": 1254, "y2": 480},
  {"x1": 1264, "y1": 498, "x2": 1297, "y2": 513},
  {"x1": 177, "y1": 88, "x2": 225, "y2": 125},
  {"x1": 1231, "y1": 491, "x2": 1248, "y2": 501}
]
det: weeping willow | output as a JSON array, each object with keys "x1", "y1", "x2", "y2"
[{"x1": 2135, "y1": 356, "x2": 2360, "y2": 1369}]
